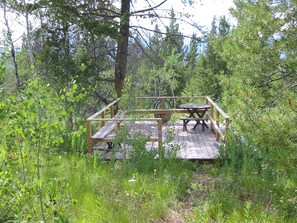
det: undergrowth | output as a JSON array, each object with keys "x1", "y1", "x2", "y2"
[
  {"x1": 182, "y1": 133, "x2": 297, "y2": 223},
  {"x1": 1, "y1": 149, "x2": 194, "y2": 222},
  {"x1": 1, "y1": 78, "x2": 296, "y2": 222}
]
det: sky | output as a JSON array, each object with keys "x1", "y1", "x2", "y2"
[{"x1": 0, "y1": 0, "x2": 234, "y2": 47}]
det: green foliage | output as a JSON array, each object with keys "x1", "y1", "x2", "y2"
[
  {"x1": 128, "y1": 48, "x2": 187, "y2": 99},
  {"x1": 0, "y1": 164, "x2": 35, "y2": 222},
  {"x1": 0, "y1": 66, "x2": 88, "y2": 220},
  {"x1": 180, "y1": 1, "x2": 297, "y2": 221},
  {"x1": 219, "y1": 0, "x2": 297, "y2": 172},
  {"x1": 156, "y1": 49, "x2": 186, "y2": 96},
  {"x1": 66, "y1": 155, "x2": 193, "y2": 222},
  {"x1": 216, "y1": 130, "x2": 297, "y2": 219},
  {"x1": 1, "y1": 0, "x2": 297, "y2": 221},
  {"x1": 162, "y1": 9, "x2": 185, "y2": 58},
  {"x1": 183, "y1": 16, "x2": 230, "y2": 100},
  {"x1": 1, "y1": 150, "x2": 194, "y2": 222}
]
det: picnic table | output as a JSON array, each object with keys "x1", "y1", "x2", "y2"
[{"x1": 179, "y1": 103, "x2": 210, "y2": 131}]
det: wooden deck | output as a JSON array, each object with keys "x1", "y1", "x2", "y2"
[
  {"x1": 87, "y1": 96, "x2": 229, "y2": 160},
  {"x1": 93, "y1": 120, "x2": 220, "y2": 160}
]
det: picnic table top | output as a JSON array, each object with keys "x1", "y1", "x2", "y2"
[{"x1": 179, "y1": 103, "x2": 211, "y2": 110}]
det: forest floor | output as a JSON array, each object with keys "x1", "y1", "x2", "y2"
[
  {"x1": 2, "y1": 152, "x2": 295, "y2": 222},
  {"x1": 161, "y1": 167, "x2": 219, "y2": 222}
]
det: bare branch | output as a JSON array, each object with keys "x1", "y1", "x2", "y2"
[
  {"x1": 131, "y1": 14, "x2": 206, "y2": 37},
  {"x1": 130, "y1": 33, "x2": 159, "y2": 65},
  {"x1": 130, "y1": 25, "x2": 204, "y2": 41},
  {"x1": 131, "y1": 0, "x2": 167, "y2": 15}
]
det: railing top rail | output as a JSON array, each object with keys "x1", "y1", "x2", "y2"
[
  {"x1": 135, "y1": 96, "x2": 229, "y2": 118},
  {"x1": 136, "y1": 96, "x2": 206, "y2": 99},
  {"x1": 87, "y1": 96, "x2": 229, "y2": 121},
  {"x1": 205, "y1": 96, "x2": 229, "y2": 119},
  {"x1": 127, "y1": 108, "x2": 188, "y2": 112},
  {"x1": 87, "y1": 98, "x2": 121, "y2": 121},
  {"x1": 89, "y1": 117, "x2": 162, "y2": 122}
]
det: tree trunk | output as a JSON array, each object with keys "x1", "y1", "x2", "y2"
[{"x1": 114, "y1": 0, "x2": 130, "y2": 98}]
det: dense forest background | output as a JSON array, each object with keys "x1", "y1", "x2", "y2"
[{"x1": 0, "y1": 0, "x2": 297, "y2": 222}]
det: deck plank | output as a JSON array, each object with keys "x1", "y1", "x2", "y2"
[{"x1": 94, "y1": 120, "x2": 220, "y2": 160}]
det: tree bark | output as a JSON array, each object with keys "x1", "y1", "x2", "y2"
[{"x1": 114, "y1": 0, "x2": 130, "y2": 98}]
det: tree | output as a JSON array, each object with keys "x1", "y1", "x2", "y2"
[
  {"x1": 220, "y1": 0, "x2": 297, "y2": 150},
  {"x1": 185, "y1": 33, "x2": 200, "y2": 70},
  {"x1": 114, "y1": 0, "x2": 130, "y2": 97},
  {"x1": 1, "y1": 0, "x2": 21, "y2": 89},
  {"x1": 2, "y1": 0, "x2": 203, "y2": 103},
  {"x1": 161, "y1": 8, "x2": 185, "y2": 58},
  {"x1": 183, "y1": 16, "x2": 230, "y2": 100}
]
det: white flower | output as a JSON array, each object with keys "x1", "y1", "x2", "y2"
[{"x1": 128, "y1": 176, "x2": 136, "y2": 183}]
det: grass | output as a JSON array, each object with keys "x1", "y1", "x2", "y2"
[
  {"x1": 1, "y1": 139, "x2": 297, "y2": 222},
  {"x1": 37, "y1": 153, "x2": 194, "y2": 222}
]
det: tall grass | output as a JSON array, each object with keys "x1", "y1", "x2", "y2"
[
  {"x1": 1, "y1": 147, "x2": 195, "y2": 222},
  {"x1": 197, "y1": 132, "x2": 297, "y2": 222}
]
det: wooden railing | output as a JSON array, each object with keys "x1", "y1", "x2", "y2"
[
  {"x1": 86, "y1": 98, "x2": 120, "y2": 153},
  {"x1": 86, "y1": 98, "x2": 162, "y2": 154},
  {"x1": 87, "y1": 96, "x2": 230, "y2": 154},
  {"x1": 204, "y1": 96, "x2": 230, "y2": 143},
  {"x1": 134, "y1": 96, "x2": 230, "y2": 143}
]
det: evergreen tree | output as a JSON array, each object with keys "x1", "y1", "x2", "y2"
[
  {"x1": 162, "y1": 9, "x2": 185, "y2": 58},
  {"x1": 221, "y1": 0, "x2": 297, "y2": 150},
  {"x1": 185, "y1": 34, "x2": 200, "y2": 70},
  {"x1": 183, "y1": 16, "x2": 230, "y2": 100}
]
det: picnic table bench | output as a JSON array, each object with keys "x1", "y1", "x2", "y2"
[
  {"x1": 87, "y1": 109, "x2": 163, "y2": 153},
  {"x1": 91, "y1": 110, "x2": 126, "y2": 150},
  {"x1": 180, "y1": 117, "x2": 208, "y2": 131}
]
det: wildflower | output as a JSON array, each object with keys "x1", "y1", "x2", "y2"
[{"x1": 128, "y1": 176, "x2": 136, "y2": 183}]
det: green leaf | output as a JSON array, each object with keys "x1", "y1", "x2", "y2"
[
  {"x1": 80, "y1": 63, "x2": 87, "y2": 72},
  {"x1": 73, "y1": 84, "x2": 78, "y2": 90}
]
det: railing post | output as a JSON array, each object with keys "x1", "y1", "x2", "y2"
[
  {"x1": 101, "y1": 112, "x2": 105, "y2": 127},
  {"x1": 110, "y1": 105, "x2": 115, "y2": 118},
  {"x1": 114, "y1": 100, "x2": 119, "y2": 115},
  {"x1": 224, "y1": 117, "x2": 230, "y2": 144},
  {"x1": 205, "y1": 96, "x2": 214, "y2": 132},
  {"x1": 110, "y1": 99, "x2": 120, "y2": 118},
  {"x1": 210, "y1": 105, "x2": 214, "y2": 132},
  {"x1": 157, "y1": 119, "x2": 163, "y2": 158},
  {"x1": 161, "y1": 98, "x2": 165, "y2": 124},
  {"x1": 87, "y1": 120, "x2": 93, "y2": 154},
  {"x1": 216, "y1": 110, "x2": 220, "y2": 142}
]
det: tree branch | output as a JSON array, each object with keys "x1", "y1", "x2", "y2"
[
  {"x1": 263, "y1": 71, "x2": 294, "y2": 87},
  {"x1": 130, "y1": 25, "x2": 204, "y2": 41},
  {"x1": 131, "y1": 13, "x2": 206, "y2": 34},
  {"x1": 131, "y1": 0, "x2": 167, "y2": 15},
  {"x1": 130, "y1": 34, "x2": 159, "y2": 65}
]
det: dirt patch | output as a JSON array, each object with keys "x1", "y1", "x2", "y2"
[
  {"x1": 158, "y1": 170, "x2": 220, "y2": 222},
  {"x1": 158, "y1": 209, "x2": 186, "y2": 223}
]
